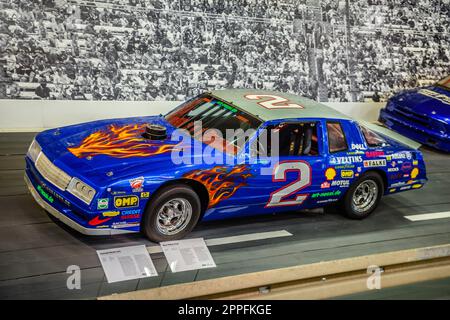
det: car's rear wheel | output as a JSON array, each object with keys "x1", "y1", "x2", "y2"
[
  {"x1": 342, "y1": 172, "x2": 383, "y2": 219},
  {"x1": 142, "y1": 185, "x2": 201, "y2": 242}
]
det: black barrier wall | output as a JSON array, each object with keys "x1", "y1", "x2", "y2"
[{"x1": 0, "y1": 0, "x2": 448, "y2": 102}]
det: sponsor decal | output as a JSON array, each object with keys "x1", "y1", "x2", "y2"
[
  {"x1": 388, "y1": 167, "x2": 399, "y2": 172},
  {"x1": 97, "y1": 198, "x2": 109, "y2": 210},
  {"x1": 390, "y1": 181, "x2": 406, "y2": 188},
  {"x1": 346, "y1": 150, "x2": 364, "y2": 155},
  {"x1": 335, "y1": 164, "x2": 356, "y2": 169},
  {"x1": 341, "y1": 170, "x2": 354, "y2": 179},
  {"x1": 325, "y1": 168, "x2": 337, "y2": 181},
  {"x1": 321, "y1": 181, "x2": 330, "y2": 189},
  {"x1": 37, "y1": 185, "x2": 54, "y2": 203},
  {"x1": 317, "y1": 198, "x2": 339, "y2": 204},
  {"x1": 88, "y1": 216, "x2": 112, "y2": 226},
  {"x1": 114, "y1": 195, "x2": 139, "y2": 208},
  {"x1": 391, "y1": 161, "x2": 397, "y2": 167},
  {"x1": 365, "y1": 151, "x2": 384, "y2": 158},
  {"x1": 386, "y1": 152, "x2": 412, "y2": 160},
  {"x1": 400, "y1": 186, "x2": 412, "y2": 191},
  {"x1": 330, "y1": 156, "x2": 363, "y2": 165},
  {"x1": 112, "y1": 221, "x2": 140, "y2": 229},
  {"x1": 38, "y1": 182, "x2": 71, "y2": 206},
  {"x1": 351, "y1": 143, "x2": 365, "y2": 150},
  {"x1": 401, "y1": 162, "x2": 412, "y2": 172},
  {"x1": 140, "y1": 191, "x2": 150, "y2": 198},
  {"x1": 357, "y1": 167, "x2": 362, "y2": 172},
  {"x1": 413, "y1": 160, "x2": 418, "y2": 166},
  {"x1": 412, "y1": 184, "x2": 423, "y2": 189},
  {"x1": 389, "y1": 188, "x2": 396, "y2": 193},
  {"x1": 102, "y1": 211, "x2": 119, "y2": 217},
  {"x1": 311, "y1": 190, "x2": 341, "y2": 199},
  {"x1": 389, "y1": 172, "x2": 404, "y2": 180},
  {"x1": 121, "y1": 209, "x2": 141, "y2": 220},
  {"x1": 129, "y1": 176, "x2": 144, "y2": 192},
  {"x1": 410, "y1": 167, "x2": 419, "y2": 179},
  {"x1": 331, "y1": 180, "x2": 350, "y2": 188},
  {"x1": 363, "y1": 159, "x2": 386, "y2": 168},
  {"x1": 110, "y1": 190, "x2": 126, "y2": 195}
]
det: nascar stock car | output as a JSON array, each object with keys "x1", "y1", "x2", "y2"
[
  {"x1": 379, "y1": 75, "x2": 450, "y2": 152},
  {"x1": 25, "y1": 90, "x2": 427, "y2": 242}
]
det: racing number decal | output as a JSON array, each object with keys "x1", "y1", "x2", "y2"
[
  {"x1": 244, "y1": 94, "x2": 304, "y2": 109},
  {"x1": 266, "y1": 161, "x2": 311, "y2": 208}
]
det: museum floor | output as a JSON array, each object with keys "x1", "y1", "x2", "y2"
[{"x1": 1, "y1": 132, "x2": 449, "y2": 299}]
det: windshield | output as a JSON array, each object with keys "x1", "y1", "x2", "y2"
[
  {"x1": 165, "y1": 94, "x2": 262, "y2": 155},
  {"x1": 437, "y1": 75, "x2": 450, "y2": 90}
]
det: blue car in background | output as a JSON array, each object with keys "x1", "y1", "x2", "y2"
[
  {"x1": 25, "y1": 90, "x2": 427, "y2": 242},
  {"x1": 379, "y1": 75, "x2": 450, "y2": 152}
]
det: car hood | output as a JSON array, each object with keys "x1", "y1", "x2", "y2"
[
  {"x1": 390, "y1": 85, "x2": 450, "y2": 122},
  {"x1": 35, "y1": 116, "x2": 210, "y2": 186}
]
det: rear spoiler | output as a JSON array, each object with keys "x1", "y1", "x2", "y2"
[{"x1": 358, "y1": 120, "x2": 422, "y2": 150}]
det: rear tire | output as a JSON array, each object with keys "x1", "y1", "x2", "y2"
[
  {"x1": 142, "y1": 185, "x2": 201, "y2": 242},
  {"x1": 342, "y1": 172, "x2": 383, "y2": 219}
]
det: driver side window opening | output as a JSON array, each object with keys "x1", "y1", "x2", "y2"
[{"x1": 263, "y1": 122, "x2": 319, "y2": 157}]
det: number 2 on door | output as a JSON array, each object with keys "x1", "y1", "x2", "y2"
[{"x1": 266, "y1": 161, "x2": 311, "y2": 208}]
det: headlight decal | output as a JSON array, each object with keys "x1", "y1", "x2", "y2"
[{"x1": 67, "y1": 177, "x2": 96, "y2": 205}]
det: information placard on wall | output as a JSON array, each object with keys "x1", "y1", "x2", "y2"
[
  {"x1": 160, "y1": 238, "x2": 216, "y2": 273},
  {"x1": 97, "y1": 245, "x2": 158, "y2": 283}
]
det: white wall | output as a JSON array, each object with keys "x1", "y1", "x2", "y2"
[{"x1": 0, "y1": 100, "x2": 386, "y2": 132}]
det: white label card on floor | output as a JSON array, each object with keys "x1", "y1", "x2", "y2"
[
  {"x1": 97, "y1": 245, "x2": 158, "y2": 283},
  {"x1": 160, "y1": 238, "x2": 216, "y2": 273}
]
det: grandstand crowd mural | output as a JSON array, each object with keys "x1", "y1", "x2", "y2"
[{"x1": 0, "y1": 0, "x2": 448, "y2": 102}]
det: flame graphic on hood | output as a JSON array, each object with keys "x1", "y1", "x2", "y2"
[
  {"x1": 183, "y1": 165, "x2": 252, "y2": 208},
  {"x1": 68, "y1": 124, "x2": 176, "y2": 158}
]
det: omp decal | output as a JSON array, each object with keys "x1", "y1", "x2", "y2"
[
  {"x1": 114, "y1": 195, "x2": 139, "y2": 208},
  {"x1": 68, "y1": 124, "x2": 177, "y2": 158},
  {"x1": 341, "y1": 170, "x2": 354, "y2": 179},
  {"x1": 140, "y1": 192, "x2": 150, "y2": 198}
]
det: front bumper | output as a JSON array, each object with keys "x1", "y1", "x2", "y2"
[
  {"x1": 379, "y1": 108, "x2": 450, "y2": 152},
  {"x1": 24, "y1": 172, "x2": 134, "y2": 236}
]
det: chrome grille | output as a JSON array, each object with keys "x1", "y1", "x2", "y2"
[{"x1": 35, "y1": 153, "x2": 72, "y2": 191}]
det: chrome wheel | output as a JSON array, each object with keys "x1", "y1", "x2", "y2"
[
  {"x1": 156, "y1": 198, "x2": 192, "y2": 236},
  {"x1": 351, "y1": 180, "x2": 378, "y2": 214}
]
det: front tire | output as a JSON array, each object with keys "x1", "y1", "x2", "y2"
[
  {"x1": 142, "y1": 185, "x2": 201, "y2": 242},
  {"x1": 342, "y1": 172, "x2": 383, "y2": 219}
]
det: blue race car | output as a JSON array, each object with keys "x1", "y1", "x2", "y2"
[
  {"x1": 379, "y1": 75, "x2": 450, "y2": 152},
  {"x1": 25, "y1": 90, "x2": 427, "y2": 242}
]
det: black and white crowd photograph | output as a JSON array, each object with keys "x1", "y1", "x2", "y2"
[{"x1": 0, "y1": 0, "x2": 448, "y2": 102}]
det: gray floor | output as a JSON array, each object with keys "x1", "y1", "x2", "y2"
[{"x1": 0, "y1": 133, "x2": 449, "y2": 299}]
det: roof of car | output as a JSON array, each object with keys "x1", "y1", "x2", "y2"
[{"x1": 210, "y1": 89, "x2": 352, "y2": 122}]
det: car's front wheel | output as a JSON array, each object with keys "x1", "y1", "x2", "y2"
[
  {"x1": 342, "y1": 172, "x2": 383, "y2": 219},
  {"x1": 142, "y1": 184, "x2": 201, "y2": 242}
]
